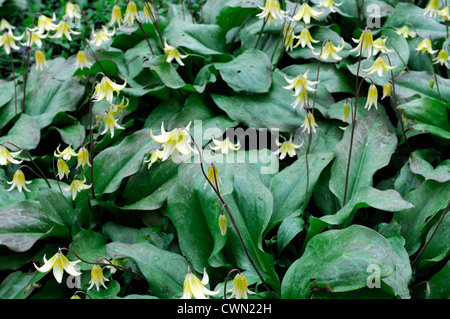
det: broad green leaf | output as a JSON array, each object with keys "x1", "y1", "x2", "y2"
[
  {"x1": 0, "y1": 270, "x2": 46, "y2": 299},
  {"x1": 268, "y1": 152, "x2": 334, "y2": 232},
  {"x1": 87, "y1": 279, "x2": 121, "y2": 299},
  {"x1": 68, "y1": 230, "x2": 108, "y2": 271},
  {"x1": 38, "y1": 188, "x2": 77, "y2": 229},
  {"x1": 394, "y1": 160, "x2": 424, "y2": 198},
  {"x1": 398, "y1": 97, "x2": 450, "y2": 139},
  {"x1": 0, "y1": 114, "x2": 40, "y2": 151},
  {"x1": 281, "y1": 225, "x2": 397, "y2": 299},
  {"x1": 394, "y1": 71, "x2": 450, "y2": 104},
  {"x1": 0, "y1": 80, "x2": 13, "y2": 108},
  {"x1": 102, "y1": 221, "x2": 139, "y2": 244},
  {"x1": 393, "y1": 180, "x2": 450, "y2": 255},
  {"x1": 409, "y1": 150, "x2": 450, "y2": 183},
  {"x1": 277, "y1": 216, "x2": 304, "y2": 255},
  {"x1": 106, "y1": 242, "x2": 190, "y2": 299},
  {"x1": 418, "y1": 211, "x2": 450, "y2": 269},
  {"x1": 329, "y1": 113, "x2": 397, "y2": 206},
  {"x1": 214, "y1": 49, "x2": 272, "y2": 94},
  {"x1": 55, "y1": 122, "x2": 86, "y2": 149},
  {"x1": 214, "y1": 0, "x2": 263, "y2": 32},
  {"x1": 427, "y1": 261, "x2": 450, "y2": 299}
]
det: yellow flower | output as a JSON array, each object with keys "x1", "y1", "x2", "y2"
[
  {"x1": 283, "y1": 25, "x2": 295, "y2": 51},
  {"x1": 75, "y1": 50, "x2": 92, "y2": 70},
  {"x1": 70, "y1": 294, "x2": 81, "y2": 299},
  {"x1": 150, "y1": 122, "x2": 193, "y2": 161},
  {"x1": 88, "y1": 264, "x2": 109, "y2": 291},
  {"x1": 372, "y1": 37, "x2": 393, "y2": 56},
  {"x1": 33, "y1": 14, "x2": 57, "y2": 34},
  {"x1": 318, "y1": 0, "x2": 343, "y2": 13},
  {"x1": 0, "y1": 30, "x2": 24, "y2": 55},
  {"x1": 144, "y1": 149, "x2": 164, "y2": 168},
  {"x1": 76, "y1": 147, "x2": 91, "y2": 169},
  {"x1": 108, "y1": 96, "x2": 129, "y2": 116},
  {"x1": 210, "y1": 137, "x2": 241, "y2": 154},
  {"x1": 106, "y1": 259, "x2": 127, "y2": 274},
  {"x1": 7, "y1": 169, "x2": 32, "y2": 192},
  {"x1": 382, "y1": 82, "x2": 392, "y2": 100},
  {"x1": 274, "y1": 136, "x2": 303, "y2": 160},
  {"x1": 90, "y1": 26, "x2": 115, "y2": 47},
  {"x1": 204, "y1": 163, "x2": 222, "y2": 192},
  {"x1": 292, "y1": 3, "x2": 323, "y2": 24},
  {"x1": 256, "y1": 0, "x2": 287, "y2": 26},
  {"x1": 164, "y1": 39, "x2": 188, "y2": 66},
  {"x1": 313, "y1": 38, "x2": 345, "y2": 61},
  {"x1": 57, "y1": 158, "x2": 70, "y2": 180},
  {"x1": 438, "y1": 7, "x2": 450, "y2": 21},
  {"x1": 283, "y1": 69, "x2": 319, "y2": 110},
  {"x1": 34, "y1": 50, "x2": 48, "y2": 71},
  {"x1": 101, "y1": 112, "x2": 125, "y2": 138},
  {"x1": 142, "y1": 3, "x2": 154, "y2": 23},
  {"x1": 109, "y1": 4, "x2": 124, "y2": 27},
  {"x1": 0, "y1": 18, "x2": 15, "y2": 31},
  {"x1": 0, "y1": 145, "x2": 22, "y2": 165},
  {"x1": 65, "y1": 177, "x2": 92, "y2": 201},
  {"x1": 54, "y1": 144, "x2": 77, "y2": 161},
  {"x1": 22, "y1": 29, "x2": 47, "y2": 48},
  {"x1": 433, "y1": 49, "x2": 449, "y2": 68},
  {"x1": 362, "y1": 56, "x2": 397, "y2": 77},
  {"x1": 50, "y1": 20, "x2": 81, "y2": 41},
  {"x1": 342, "y1": 101, "x2": 350, "y2": 121},
  {"x1": 423, "y1": 0, "x2": 440, "y2": 18},
  {"x1": 181, "y1": 267, "x2": 219, "y2": 299},
  {"x1": 350, "y1": 30, "x2": 384, "y2": 58},
  {"x1": 229, "y1": 273, "x2": 255, "y2": 299},
  {"x1": 63, "y1": 2, "x2": 81, "y2": 21},
  {"x1": 294, "y1": 27, "x2": 319, "y2": 50},
  {"x1": 218, "y1": 214, "x2": 227, "y2": 236},
  {"x1": 395, "y1": 26, "x2": 417, "y2": 39},
  {"x1": 415, "y1": 38, "x2": 438, "y2": 55},
  {"x1": 92, "y1": 76, "x2": 127, "y2": 104},
  {"x1": 123, "y1": 1, "x2": 140, "y2": 26},
  {"x1": 364, "y1": 84, "x2": 378, "y2": 110},
  {"x1": 34, "y1": 249, "x2": 82, "y2": 284},
  {"x1": 301, "y1": 112, "x2": 319, "y2": 134}
]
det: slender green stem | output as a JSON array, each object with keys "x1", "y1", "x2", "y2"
[
  {"x1": 386, "y1": 37, "x2": 409, "y2": 71},
  {"x1": 133, "y1": 3, "x2": 155, "y2": 57},
  {"x1": 51, "y1": 155, "x2": 63, "y2": 194},
  {"x1": 142, "y1": 0, "x2": 164, "y2": 47},
  {"x1": 9, "y1": 51, "x2": 17, "y2": 115},
  {"x1": 255, "y1": 17, "x2": 268, "y2": 49}
]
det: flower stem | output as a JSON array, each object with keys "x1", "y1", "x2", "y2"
[
  {"x1": 9, "y1": 51, "x2": 18, "y2": 115},
  {"x1": 255, "y1": 17, "x2": 268, "y2": 49}
]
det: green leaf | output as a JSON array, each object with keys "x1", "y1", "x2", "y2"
[
  {"x1": 427, "y1": 261, "x2": 450, "y2": 299},
  {"x1": 277, "y1": 216, "x2": 304, "y2": 255},
  {"x1": 0, "y1": 169, "x2": 25, "y2": 211},
  {"x1": 0, "y1": 270, "x2": 46, "y2": 299},
  {"x1": 329, "y1": 113, "x2": 398, "y2": 206},
  {"x1": 0, "y1": 80, "x2": 13, "y2": 108},
  {"x1": 214, "y1": 0, "x2": 263, "y2": 32},
  {"x1": 281, "y1": 225, "x2": 397, "y2": 299},
  {"x1": 394, "y1": 71, "x2": 450, "y2": 104},
  {"x1": 214, "y1": 49, "x2": 272, "y2": 94},
  {"x1": 106, "y1": 242, "x2": 190, "y2": 299},
  {"x1": 55, "y1": 122, "x2": 86, "y2": 149},
  {"x1": 68, "y1": 230, "x2": 108, "y2": 271},
  {"x1": 409, "y1": 151, "x2": 450, "y2": 183},
  {"x1": 38, "y1": 188, "x2": 77, "y2": 229},
  {"x1": 0, "y1": 114, "x2": 40, "y2": 151},
  {"x1": 418, "y1": 211, "x2": 450, "y2": 269}
]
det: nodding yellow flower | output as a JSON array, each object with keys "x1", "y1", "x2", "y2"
[
  {"x1": 92, "y1": 76, "x2": 127, "y2": 104},
  {"x1": 415, "y1": 38, "x2": 438, "y2": 55},
  {"x1": 433, "y1": 49, "x2": 449, "y2": 68},
  {"x1": 283, "y1": 25, "x2": 295, "y2": 51},
  {"x1": 34, "y1": 249, "x2": 82, "y2": 284},
  {"x1": 106, "y1": 259, "x2": 126, "y2": 274},
  {"x1": 294, "y1": 27, "x2": 319, "y2": 50},
  {"x1": 88, "y1": 264, "x2": 109, "y2": 291},
  {"x1": 229, "y1": 273, "x2": 255, "y2": 299},
  {"x1": 382, "y1": 82, "x2": 392, "y2": 100},
  {"x1": 22, "y1": 29, "x2": 47, "y2": 48},
  {"x1": 90, "y1": 26, "x2": 115, "y2": 47},
  {"x1": 142, "y1": 3, "x2": 154, "y2": 23},
  {"x1": 76, "y1": 147, "x2": 91, "y2": 169},
  {"x1": 75, "y1": 50, "x2": 92, "y2": 70},
  {"x1": 0, "y1": 30, "x2": 24, "y2": 55},
  {"x1": 34, "y1": 50, "x2": 48, "y2": 71},
  {"x1": 50, "y1": 20, "x2": 81, "y2": 41},
  {"x1": 395, "y1": 26, "x2": 417, "y2": 39},
  {"x1": 313, "y1": 38, "x2": 345, "y2": 61},
  {"x1": 7, "y1": 169, "x2": 32, "y2": 193},
  {"x1": 364, "y1": 84, "x2": 378, "y2": 110},
  {"x1": 292, "y1": 3, "x2": 323, "y2": 24},
  {"x1": 274, "y1": 136, "x2": 303, "y2": 160},
  {"x1": 65, "y1": 177, "x2": 92, "y2": 201},
  {"x1": 101, "y1": 112, "x2": 125, "y2": 138},
  {"x1": 204, "y1": 163, "x2": 222, "y2": 192},
  {"x1": 181, "y1": 267, "x2": 219, "y2": 299},
  {"x1": 70, "y1": 294, "x2": 81, "y2": 299},
  {"x1": 350, "y1": 30, "x2": 384, "y2": 58},
  {"x1": 438, "y1": 7, "x2": 450, "y2": 21},
  {"x1": 342, "y1": 101, "x2": 350, "y2": 121},
  {"x1": 256, "y1": 0, "x2": 287, "y2": 26},
  {"x1": 372, "y1": 37, "x2": 393, "y2": 56},
  {"x1": 423, "y1": 0, "x2": 440, "y2": 18},
  {"x1": 0, "y1": 19, "x2": 15, "y2": 31},
  {"x1": 164, "y1": 39, "x2": 188, "y2": 66},
  {"x1": 318, "y1": 0, "x2": 343, "y2": 13},
  {"x1": 34, "y1": 14, "x2": 57, "y2": 34},
  {"x1": 301, "y1": 112, "x2": 319, "y2": 134},
  {"x1": 54, "y1": 145, "x2": 77, "y2": 161},
  {"x1": 150, "y1": 122, "x2": 194, "y2": 161},
  {"x1": 362, "y1": 56, "x2": 397, "y2": 77},
  {"x1": 210, "y1": 137, "x2": 241, "y2": 154},
  {"x1": 0, "y1": 145, "x2": 22, "y2": 165},
  {"x1": 283, "y1": 69, "x2": 319, "y2": 110},
  {"x1": 123, "y1": 0, "x2": 140, "y2": 26},
  {"x1": 109, "y1": 4, "x2": 124, "y2": 27},
  {"x1": 218, "y1": 214, "x2": 227, "y2": 236},
  {"x1": 144, "y1": 149, "x2": 164, "y2": 168},
  {"x1": 63, "y1": 2, "x2": 81, "y2": 21},
  {"x1": 57, "y1": 158, "x2": 70, "y2": 180},
  {"x1": 108, "y1": 96, "x2": 129, "y2": 117}
]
